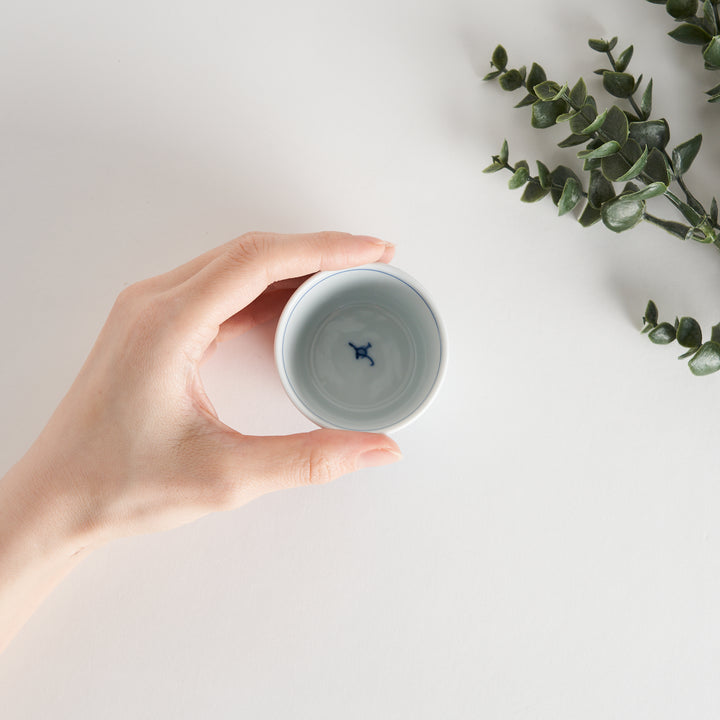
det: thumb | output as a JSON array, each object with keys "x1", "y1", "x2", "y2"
[{"x1": 235, "y1": 429, "x2": 403, "y2": 496}]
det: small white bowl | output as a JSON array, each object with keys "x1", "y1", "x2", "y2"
[{"x1": 274, "y1": 263, "x2": 447, "y2": 433}]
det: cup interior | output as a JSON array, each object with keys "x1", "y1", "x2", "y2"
[{"x1": 276, "y1": 265, "x2": 445, "y2": 432}]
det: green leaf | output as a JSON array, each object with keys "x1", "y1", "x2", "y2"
[
  {"x1": 521, "y1": 180, "x2": 550, "y2": 203},
  {"x1": 533, "y1": 80, "x2": 567, "y2": 101},
  {"x1": 645, "y1": 147, "x2": 671, "y2": 184},
  {"x1": 615, "y1": 144, "x2": 650, "y2": 182},
  {"x1": 499, "y1": 139, "x2": 509, "y2": 163},
  {"x1": 570, "y1": 78, "x2": 588, "y2": 107},
  {"x1": 711, "y1": 323, "x2": 720, "y2": 344},
  {"x1": 550, "y1": 166, "x2": 581, "y2": 205},
  {"x1": 603, "y1": 72, "x2": 636, "y2": 98},
  {"x1": 706, "y1": 81, "x2": 720, "y2": 96},
  {"x1": 616, "y1": 46, "x2": 634, "y2": 72},
  {"x1": 569, "y1": 98, "x2": 598, "y2": 133},
  {"x1": 689, "y1": 341, "x2": 720, "y2": 375},
  {"x1": 577, "y1": 140, "x2": 621, "y2": 159},
  {"x1": 588, "y1": 170, "x2": 616, "y2": 208},
  {"x1": 666, "y1": 0, "x2": 699, "y2": 18},
  {"x1": 499, "y1": 70, "x2": 524, "y2": 91},
  {"x1": 640, "y1": 78, "x2": 653, "y2": 120},
  {"x1": 648, "y1": 217, "x2": 692, "y2": 238},
  {"x1": 677, "y1": 200, "x2": 703, "y2": 226},
  {"x1": 526, "y1": 63, "x2": 547, "y2": 91},
  {"x1": 669, "y1": 23, "x2": 713, "y2": 44},
  {"x1": 643, "y1": 300, "x2": 659, "y2": 327},
  {"x1": 705, "y1": 0, "x2": 719, "y2": 33},
  {"x1": 558, "y1": 133, "x2": 592, "y2": 148},
  {"x1": 703, "y1": 36, "x2": 720, "y2": 66},
  {"x1": 601, "y1": 195, "x2": 646, "y2": 232},
  {"x1": 711, "y1": 196, "x2": 718, "y2": 224},
  {"x1": 588, "y1": 38, "x2": 610, "y2": 52},
  {"x1": 677, "y1": 317, "x2": 703, "y2": 347},
  {"x1": 628, "y1": 119, "x2": 670, "y2": 150},
  {"x1": 608, "y1": 37, "x2": 618, "y2": 51},
  {"x1": 601, "y1": 106, "x2": 630, "y2": 145},
  {"x1": 508, "y1": 166, "x2": 530, "y2": 189},
  {"x1": 483, "y1": 70, "x2": 502, "y2": 81},
  {"x1": 537, "y1": 161, "x2": 551, "y2": 188},
  {"x1": 483, "y1": 161, "x2": 504, "y2": 173},
  {"x1": 624, "y1": 181, "x2": 667, "y2": 201},
  {"x1": 649, "y1": 322, "x2": 677, "y2": 344},
  {"x1": 578, "y1": 202, "x2": 602, "y2": 226},
  {"x1": 515, "y1": 160, "x2": 530, "y2": 171},
  {"x1": 672, "y1": 134, "x2": 703, "y2": 177},
  {"x1": 600, "y1": 139, "x2": 643, "y2": 182},
  {"x1": 580, "y1": 108, "x2": 609, "y2": 134},
  {"x1": 558, "y1": 177, "x2": 583, "y2": 215},
  {"x1": 492, "y1": 45, "x2": 508, "y2": 70},
  {"x1": 514, "y1": 93, "x2": 537, "y2": 108},
  {"x1": 531, "y1": 99, "x2": 568, "y2": 129}
]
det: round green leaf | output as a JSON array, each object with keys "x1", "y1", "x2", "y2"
[
  {"x1": 588, "y1": 170, "x2": 616, "y2": 208},
  {"x1": 526, "y1": 62, "x2": 547, "y2": 91},
  {"x1": 531, "y1": 99, "x2": 568, "y2": 129},
  {"x1": 549, "y1": 166, "x2": 581, "y2": 205},
  {"x1": 601, "y1": 195, "x2": 646, "y2": 232},
  {"x1": 689, "y1": 341, "x2": 720, "y2": 375},
  {"x1": 558, "y1": 177, "x2": 582, "y2": 215},
  {"x1": 577, "y1": 140, "x2": 621, "y2": 160},
  {"x1": 672, "y1": 134, "x2": 703, "y2": 177},
  {"x1": 601, "y1": 106, "x2": 629, "y2": 145},
  {"x1": 643, "y1": 300, "x2": 659, "y2": 327},
  {"x1": 508, "y1": 166, "x2": 530, "y2": 189},
  {"x1": 499, "y1": 70, "x2": 523, "y2": 91},
  {"x1": 570, "y1": 100, "x2": 598, "y2": 134},
  {"x1": 628, "y1": 119, "x2": 670, "y2": 150},
  {"x1": 578, "y1": 202, "x2": 602, "y2": 227},
  {"x1": 616, "y1": 46, "x2": 634, "y2": 72},
  {"x1": 603, "y1": 71, "x2": 635, "y2": 98},
  {"x1": 668, "y1": 23, "x2": 713, "y2": 44},
  {"x1": 615, "y1": 144, "x2": 649, "y2": 183},
  {"x1": 677, "y1": 316, "x2": 702, "y2": 347},
  {"x1": 703, "y1": 36, "x2": 720, "y2": 67},
  {"x1": 580, "y1": 108, "x2": 608, "y2": 134},
  {"x1": 521, "y1": 180, "x2": 549, "y2": 203},
  {"x1": 645, "y1": 147, "x2": 671, "y2": 184},
  {"x1": 588, "y1": 38, "x2": 609, "y2": 52},
  {"x1": 537, "y1": 160, "x2": 551, "y2": 188},
  {"x1": 492, "y1": 45, "x2": 508, "y2": 70},
  {"x1": 666, "y1": 0, "x2": 699, "y2": 18},
  {"x1": 600, "y1": 139, "x2": 642, "y2": 182},
  {"x1": 570, "y1": 78, "x2": 588, "y2": 107},
  {"x1": 648, "y1": 322, "x2": 677, "y2": 344}
]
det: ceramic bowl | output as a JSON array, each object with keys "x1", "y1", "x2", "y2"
[{"x1": 274, "y1": 263, "x2": 447, "y2": 433}]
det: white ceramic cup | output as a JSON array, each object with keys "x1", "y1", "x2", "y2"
[{"x1": 274, "y1": 263, "x2": 447, "y2": 433}]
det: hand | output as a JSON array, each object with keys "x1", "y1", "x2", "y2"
[{"x1": 0, "y1": 231, "x2": 401, "y2": 650}]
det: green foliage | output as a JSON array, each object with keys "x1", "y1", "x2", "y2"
[
  {"x1": 483, "y1": 33, "x2": 720, "y2": 376},
  {"x1": 640, "y1": 302, "x2": 720, "y2": 374},
  {"x1": 646, "y1": 0, "x2": 720, "y2": 101}
]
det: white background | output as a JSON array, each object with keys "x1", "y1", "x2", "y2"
[{"x1": 2, "y1": 0, "x2": 720, "y2": 717}]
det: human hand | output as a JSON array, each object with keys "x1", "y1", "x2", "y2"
[{"x1": 6, "y1": 231, "x2": 402, "y2": 552}]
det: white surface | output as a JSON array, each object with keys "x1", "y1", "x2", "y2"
[{"x1": 1, "y1": 0, "x2": 720, "y2": 717}]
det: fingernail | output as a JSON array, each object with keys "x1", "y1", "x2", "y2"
[
  {"x1": 356, "y1": 448, "x2": 403, "y2": 469},
  {"x1": 354, "y1": 234, "x2": 390, "y2": 248}
]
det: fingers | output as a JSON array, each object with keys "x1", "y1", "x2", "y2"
[
  {"x1": 215, "y1": 286, "x2": 297, "y2": 344},
  {"x1": 223, "y1": 429, "x2": 402, "y2": 502},
  {"x1": 176, "y1": 231, "x2": 394, "y2": 334}
]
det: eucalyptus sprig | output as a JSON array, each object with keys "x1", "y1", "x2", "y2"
[
  {"x1": 484, "y1": 38, "x2": 719, "y2": 242},
  {"x1": 483, "y1": 36, "x2": 720, "y2": 375},
  {"x1": 645, "y1": 0, "x2": 720, "y2": 102},
  {"x1": 642, "y1": 300, "x2": 720, "y2": 374}
]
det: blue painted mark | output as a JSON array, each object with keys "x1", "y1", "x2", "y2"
[{"x1": 348, "y1": 341, "x2": 375, "y2": 367}]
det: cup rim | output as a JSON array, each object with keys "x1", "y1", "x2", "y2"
[{"x1": 274, "y1": 263, "x2": 448, "y2": 434}]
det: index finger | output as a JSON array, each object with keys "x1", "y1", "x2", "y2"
[{"x1": 176, "y1": 231, "x2": 394, "y2": 332}]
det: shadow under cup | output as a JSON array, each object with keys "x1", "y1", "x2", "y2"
[{"x1": 275, "y1": 264, "x2": 446, "y2": 433}]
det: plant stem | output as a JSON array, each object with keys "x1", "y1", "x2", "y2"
[
  {"x1": 605, "y1": 48, "x2": 644, "y2": 119},
  {"x1": 498, "y1": 160, "x2": 588, "y2": 198}
]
